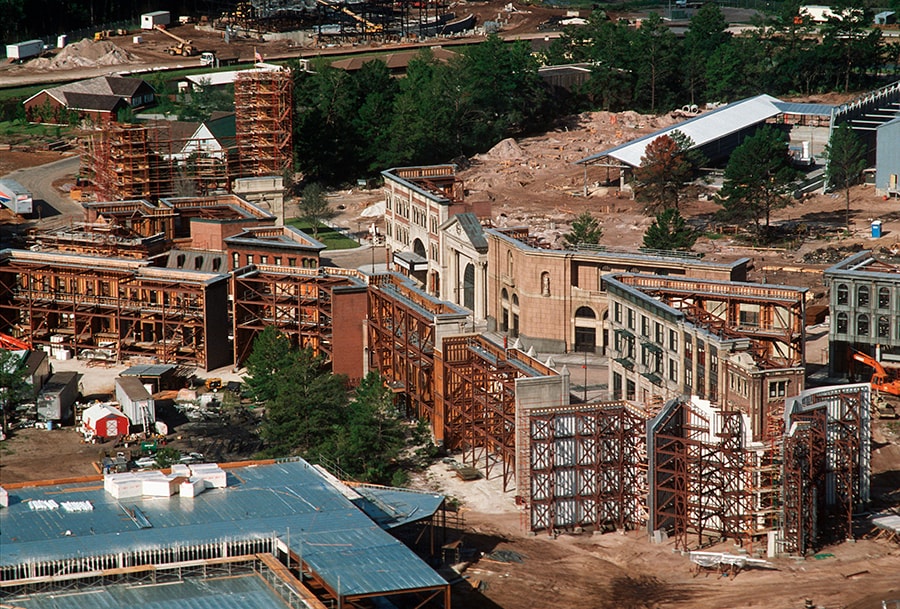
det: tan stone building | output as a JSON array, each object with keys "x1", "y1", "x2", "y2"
[{"x1": 485, "y1": 227, "x2": 750, "y2": 354}]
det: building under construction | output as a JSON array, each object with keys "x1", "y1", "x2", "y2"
[
  {"x1": 0, "y1": 459, "x2": 452, "y2": 609},
  {"x1": 217, "y1": 0, "x2": 458, "y2": 43},
  {"x1": 82, "y1": 68, "x2": 292, "y2": 202}
]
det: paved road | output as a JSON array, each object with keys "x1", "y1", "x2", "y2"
[{"x1": 2, "y1": 155, "x2": 82, "y2": 229}]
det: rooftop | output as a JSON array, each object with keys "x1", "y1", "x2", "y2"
[{"x1": 0, "y1": 459, "x2": 447, "y2": 599}]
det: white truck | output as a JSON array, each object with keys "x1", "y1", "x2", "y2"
[{"x1": 0, "y1": 179, "x2": 33, "y2": 215}]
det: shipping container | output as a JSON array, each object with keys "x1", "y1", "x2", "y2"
[
  {"x1": 5, "y1": 40, "x2": 43, "y2": 60},
  {"x1": 0, "y1": 179, "x2": 33, "y2": 215},
  {"x1": 141, "y1": 11, "x2": 171, "y2": 30},
  {"x1": 115, "y1": 376, "x2": 156, "y2": 427},
  {"x1": 36, "y1": 371, "x2": 79, "y2": 422}
]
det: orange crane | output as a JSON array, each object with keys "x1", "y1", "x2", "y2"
[
  {"x1": 0, "y1": 332, "x2": 31, "y2": 350},
  {"x1": 154, "y1": 25, "x2": 198, "y2": 56},
  {"x1": 314, "y1": 0, "x2": 383, "y2": 33},
  {"x1": 851, "y1": 350, "x2": 900, "y2": 396}
]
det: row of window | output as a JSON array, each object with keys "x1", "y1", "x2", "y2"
[
  {"x1": 835, "y1": 312, "x2": 897, "y2": 339},
  {"x1": 387, "y1": 196, "x2": 441, "y2": 234},
  {"x1": 233, "y1": 252, "x2": 316, "y2": 269},
  {"x1": 835, "y1": 283, "x2": 892, "y2": 309},
  {"x1": 613, "y1": 302, "x2": 679, "y2": 350}
]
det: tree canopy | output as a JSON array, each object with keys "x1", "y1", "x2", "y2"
[
  {"x1": 247, "y1": 327, "x2": 420, "y2": 485},
  {"x1": 0, "y1": 349, "x2": 31, "y2": 435},
  {"x1": 298, "y1": 182, "x2": 336, "y2": 238},
  {"x1": 632, "y1": 132, "x2": 696, "y2": 213},
  {"x1": 718, "y1": 126, "x2": 800, "y2": 243}
]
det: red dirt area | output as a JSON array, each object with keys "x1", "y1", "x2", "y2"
[{"x1": 0, "y1": 150, "x2": 72, "y2": 175}]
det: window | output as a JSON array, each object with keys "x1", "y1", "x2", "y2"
[
  {"x1": 669, "y1": 329, "x2": 678, "y2": 351},
  {"x1": 858, "y1": 286, "x2": 870, "y2": 307},
  {"x1": 879, "y1": 315, "x2": 890, "y2": 338},
  {"x1": 641, "y1": 315, "x2": 650, "y2": 337},
  {"x1": 626, "y1": 379, "x2": 635, "y2": 401},
  {"x1": 641, "y1": 345, "x2": 651, "y2": 367},
  {"x1": 613, "y1": 372, "x2": 622, "y2": 400},
  {"x1": 858, "y1": 313, "x2": 869, "y2": 336},
  {"x1": 288, "y1": 258, "x2": 296, "y2": 267},
  {"x1": 739, "y1": 307, "x2": 759, "y2": 327},
  {"x1": 837, "y1": 312, "x2": 848, "y2": 333},
  {"x1": 669, "y1": 359, "x2": 678, "y2": 382},
  {"x1": 274, "y1": 256, "x2": 282, "y2": 266},
  {"x1": 627, "y1": 308, "x2": 635, "y2": 330},
  {"x1": 655, "y1": 322, "x2": 663, "y2": 345},
  {"x1": 386, "y1": 196, "x2": 392, "y2": 211},
  {"x1": 880, "y1": 287, "x2": 891, "y2": 309},
  {"x1": 575, "y1": 306, "x2": 595, "y2": 319},
  {"x1": 685, "y1": 368, "x2": 692, "y2": 388},
  {"x1": 836, "y1": 283, "x2": 848, "y2": 305},
  {"x1": 260, "y1": 255, "x2": 268, "y2": 265},
  {"x1": 232, "y1": 253, "x2": 239, "y2": 268},
  {"x1": 768, "y1": 380, "x2": 788, "y2": 398},
  {"x1": 684, "y1": 333, "x2": 693, "y2": 359},
  {"x1": 614, "y1": 302, "x2": 622, "y2": 324},
  {"x1": 247, "y1": 254, "x2": 254, "y2": 265}
]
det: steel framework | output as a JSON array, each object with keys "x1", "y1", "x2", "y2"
[
  {"x1": 233, "y1": 265, "x2": 356, "y2": 366},
  {"x1": 525, "y1": 401, "x2": 648, "y2": 534},
  {"x1": 0, "y1": 251, "x2": 230, "y2": 370},
  {"x1": 235, "y1": 69, "x2": 292, "y2": 178}
]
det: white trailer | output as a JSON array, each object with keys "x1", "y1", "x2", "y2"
[
  {"x1": 0, "y1": 179, "x2": 33, "y2": 215},
  {"x1": 141, "y1": 11, "x2": 171, "y2": 30},
  {"x1": 5, "y1": 40, "x2": 43, "y2": 61}
]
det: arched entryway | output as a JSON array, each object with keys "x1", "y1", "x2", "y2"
[{"x1": 574, "y1": 305, "x2": 597, "y2": 353}]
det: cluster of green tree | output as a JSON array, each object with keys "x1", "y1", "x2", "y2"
[
  {"x1": 549, "y1": 0, "x2": 894, "y2": 114},
  {"x1": 245, "y1": 327, "x2": 430, "y2": 485},
  {"x1": 291, "y1": 36, "x2": 552, "y2": 184},
  {"x1": 0, "y1": 350, "x2": 32, "y2": 435}
]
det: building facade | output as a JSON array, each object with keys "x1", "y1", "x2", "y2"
[
  {"x1": 485, "y1": 227, "x2": 750, "y2": 355},
  {"x1": 825, "y1": 250, "x2": 900, "y2": 375}
]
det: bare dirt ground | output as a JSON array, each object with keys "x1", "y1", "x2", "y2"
[{"x1": 415, "y1": 444, "x2": 900, "y2": 609}]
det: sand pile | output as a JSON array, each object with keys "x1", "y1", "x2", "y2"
[{"x1": 29, "y1": 39, "x2": 138, "y2": 70}]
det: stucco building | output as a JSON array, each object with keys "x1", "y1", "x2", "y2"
[{"x1": 485, "y1": 226, "x2": 750, "y2": 354}]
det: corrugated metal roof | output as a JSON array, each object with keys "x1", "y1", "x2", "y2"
[
  {"x1": 0, "y1": 460, "x2": 447, "y2": 598},
  {"x1": 577, "y1": 94, "x2": 784, "y2": 168},
  {"x1": 121, "y1": 363, "x2": 177, "y2": 377},
  {"x1": 351, "y1": 484, "x2": 445, "y2": 528},
  {"x1": 12, "y1": 574, "x2": 290, "y2": 609},
  {"x1": 772, "y1": 101, "x2": 834, "y2": 116}
]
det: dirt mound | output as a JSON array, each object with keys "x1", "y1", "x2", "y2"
[
  {"x1": 483, "y1": 137, "x2": 526, "y2": 161},
  {"x1": 29, "y1": 39, "x2": 138, "y2": 70}
]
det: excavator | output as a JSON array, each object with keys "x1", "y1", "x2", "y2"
[
  {"x1": 155, "y1": 24, "x2": 198, "y2": 57},
  {"x1": 851, "y1": 350, "x2": 900, "y2": 418}
]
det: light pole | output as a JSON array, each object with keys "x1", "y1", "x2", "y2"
[{"x1": 583, "y1": 350, "x2": 588, "y2": 403}]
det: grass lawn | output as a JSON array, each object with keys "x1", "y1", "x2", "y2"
[{"x1": 287, "y1": 220, "x2": 361, "y2": 250}]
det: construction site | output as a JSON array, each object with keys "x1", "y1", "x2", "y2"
[{"x1": 80, "y1": 66, "x2": 292, "y2": 202}]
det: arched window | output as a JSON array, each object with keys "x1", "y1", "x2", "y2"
[
  {"x1": 857, "y1": 313, "x2": 869, "y2": 336},
  {"x1": 575, "y1": 306, "x2": 596, "y2": 319},
  {"x1": 837, "y1": 312, "x2": 848, "y2": 334},
  {"x1": 541, "y1": 272, "x2": 551, "y2": 297},
  {"x1": 501, "y1": 288, "x2": 509, "y2": 302},
  {"x1": 512, "y1": 294, "x2": 519, "y2": 307},
  {"x1": 879, "y1": 287, "x2": 891, "y2": 309},
  {"x1": 878, "y1": 315, "x2": 890, "y2": 338},
  {"x1": 463, "y1": 263, "x2": 475, "y2": 311},
  {"x1": 857, "y1": 286, "x2": 870, "y2": 307},
  {"x1": 836, "y1": 284, "x2": 848, "y2": 305}
]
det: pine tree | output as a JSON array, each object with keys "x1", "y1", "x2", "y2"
[
  {"x1": 564, "y1": 211, "x2": 603, "y2": 248},
  {"x1": 643, "y1": 209, "x2": 697, "y2": 251}
]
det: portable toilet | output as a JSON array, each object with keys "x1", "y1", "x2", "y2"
[{"x1": 872, "y1": 220, "x2": 883, "y2": 238}]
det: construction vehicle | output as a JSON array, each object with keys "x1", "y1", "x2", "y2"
[
  {"x1": 155, "y1": 24, "x2": 198, "y2": 57},
  {"x1": 200, "y1": 51, "x2": 240, "y2": 68},
  {"x1": 851, "y1": 350, "x2": 900, "y2": 395}
]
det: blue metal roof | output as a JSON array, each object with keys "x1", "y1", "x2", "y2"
[
  {"x1": 0, "y1": 459, "x2": 447, "y2": 598},
  {"x1": 11, "y1": 574, "x2": 290, "y2": 609},
  {"x1": 351, "y1": 484, "x2": 445, "y2": 529},
  {"x1": 772, "y1": 101, "x2": 834, "y2": 116}
]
